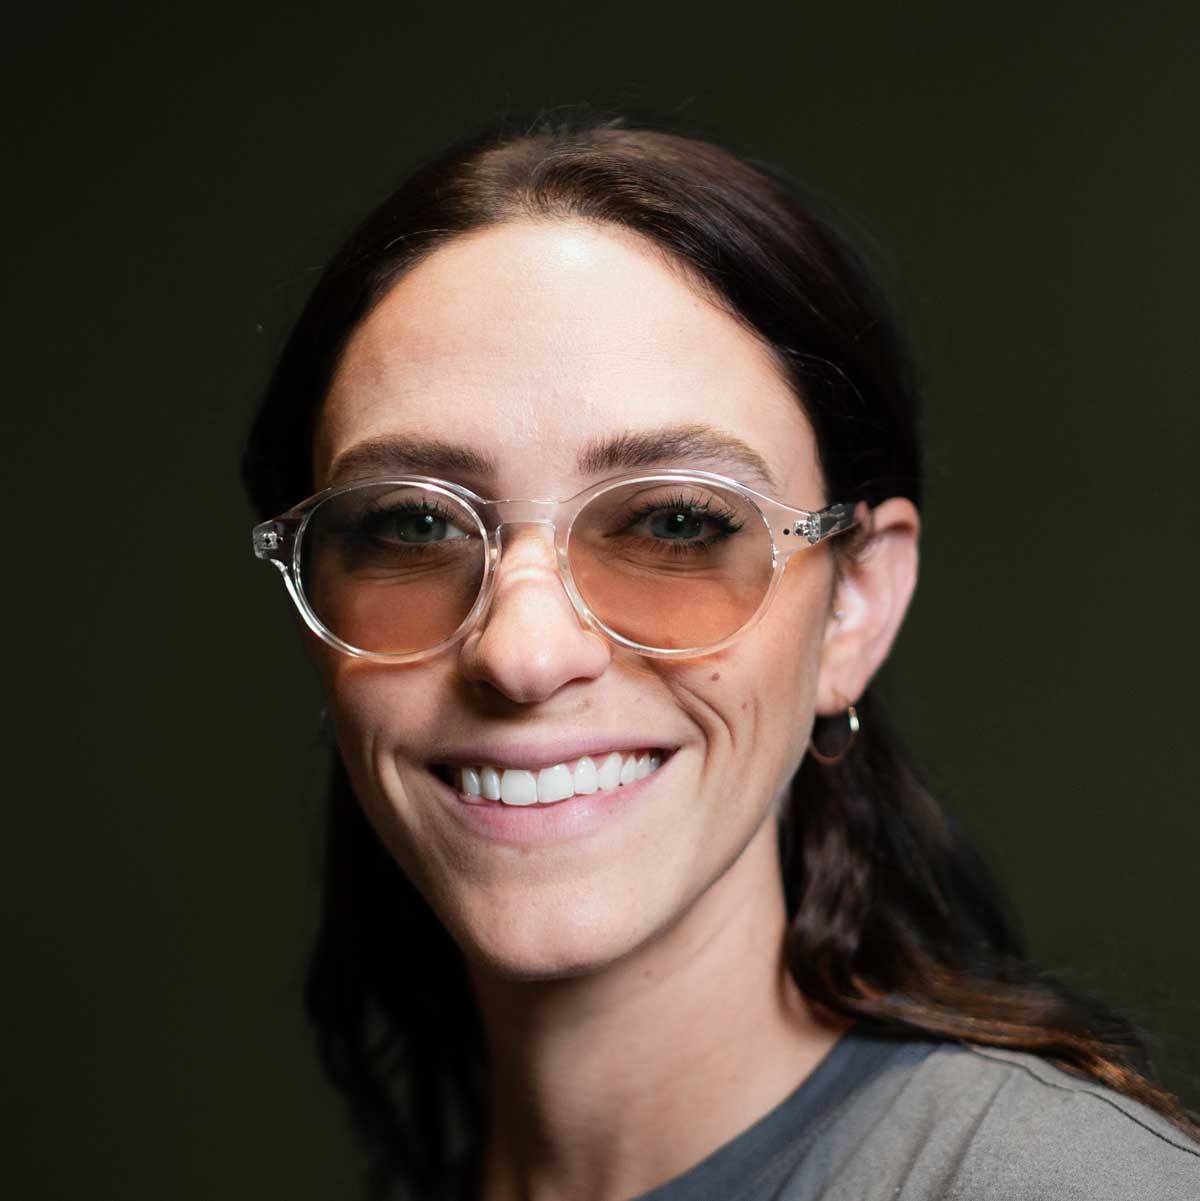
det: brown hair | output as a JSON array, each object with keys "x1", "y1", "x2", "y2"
[{"x1": 243, "y1": 107, "x2": 1198, "y2": 1198}]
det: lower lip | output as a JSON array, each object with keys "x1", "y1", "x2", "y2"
[{"x1": 429, "y1": 757, "x2": 672, "y2": 848}]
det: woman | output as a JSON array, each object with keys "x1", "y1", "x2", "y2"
[{"x1": 244, "y1": 110, "x2": 1198, "y2": 1200}]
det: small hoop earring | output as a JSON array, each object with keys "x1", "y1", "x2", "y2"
[{"x1": 808, "y1": 704, "x2": 860, "y2": 765}]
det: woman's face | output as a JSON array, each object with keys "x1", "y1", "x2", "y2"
[{"x1": 311, "y1": 220, "x2": 851, "y2": 980}]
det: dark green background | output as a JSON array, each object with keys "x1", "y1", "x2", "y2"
[{"x1": 5, "y1": 2, "x2": 1197, "y2": 1196}]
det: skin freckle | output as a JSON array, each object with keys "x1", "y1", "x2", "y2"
[{"x1": 710, "y1": 672, "x2": 721, "y2": 682}]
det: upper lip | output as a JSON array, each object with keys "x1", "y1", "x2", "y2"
[{"x1": 429, "y1": 738, "x2": 678, "y2": 772}]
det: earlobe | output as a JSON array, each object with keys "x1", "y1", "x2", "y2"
[{"x1": 815, "y1": 497, "x2": 920, "y2": 714}]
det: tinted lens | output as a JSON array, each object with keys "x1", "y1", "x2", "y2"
[
  {"x1": 568, "y1": 479, "x2": 773, "y2": 651},
  {"x1": 298, "y1": 483, "x2": 486, "y2": 655}
]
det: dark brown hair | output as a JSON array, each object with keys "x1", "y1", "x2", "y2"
[{"x1": 243, "y1": 107, "x2": 1198, "y2": 1199}]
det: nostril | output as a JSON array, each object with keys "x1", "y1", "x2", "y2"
[{"x1": 458, "y1": 635, "x2": 610, "y2": 703}]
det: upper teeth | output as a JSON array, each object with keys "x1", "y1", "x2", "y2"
[{"x1": 456, "y1": 750, "x2": 663, "y2": 806}]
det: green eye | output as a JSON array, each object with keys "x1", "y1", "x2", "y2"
[
  {"x1": 648, "y1": 509, "x2": 708, "y2": 540},
  {"x1": 393, "y1": 512, "x2": 450, "y2": 543},
  {"x1": 357, "y1": 505, "x2": 470, "y2": 546}
]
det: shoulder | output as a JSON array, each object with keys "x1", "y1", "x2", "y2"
[{"x1": 813, "y1": 1040, "x2": 1200, "y2": 1200}]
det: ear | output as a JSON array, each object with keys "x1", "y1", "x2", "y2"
[{"x1": 815, "y1": 497, "x2": 920, "y2": 714}]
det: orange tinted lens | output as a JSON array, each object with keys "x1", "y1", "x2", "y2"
[
  {"x1": 568, "y1": 480, "x2": 772, "y2": 650},
  {"x1": 299, "y1": 484, "x2": 485, "y2": 654}
]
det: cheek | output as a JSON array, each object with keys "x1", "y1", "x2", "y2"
[
  {"x1": 695, "y1": 564, "x2": 829, "y2": 780},
  {"x1": 316, "y1": 653, "x2": 453, "y2": 803},
  {"x1": 315, "y1": 636, "x2": 441, "y2": 727},
  {"x1": 317, "y1": 658, "x2": 466, "y2": 900}
]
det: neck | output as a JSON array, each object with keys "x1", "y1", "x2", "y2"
[{"x1": 466, "y1": 819, "x2": 849, "y2": 1201}]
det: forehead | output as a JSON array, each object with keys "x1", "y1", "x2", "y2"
[{"x1": 316, "y1": 219, "x2": 823, "y2": 501}]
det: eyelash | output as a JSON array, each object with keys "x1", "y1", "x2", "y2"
[
  {"x1": 354, "y1": 499, "x2": 469, "y2": 542},
  {"x1": 616, "y1": 493, "x2": 744, "y2": 555},
  {"x1": 344, "y1": 492, "x2": 745, "y2": 555}
]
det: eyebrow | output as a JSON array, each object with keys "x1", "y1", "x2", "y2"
[
  {"x1": 328, "y1": 436, "x2": 493, "y2": 483},
  {"x1": 576, "y1": 425, "x2": 779, "y2": 492},
  {"x1": 327, "y1": 423, "x2": 780, "y2": 494}
]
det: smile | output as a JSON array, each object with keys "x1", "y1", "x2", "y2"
[{"x1": 434, "y1": 749, "x2": 665, "y2": 806}]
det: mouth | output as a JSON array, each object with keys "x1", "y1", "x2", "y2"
[{"x1": 430, "y1": 747, "x2": 669, "y2": 807}]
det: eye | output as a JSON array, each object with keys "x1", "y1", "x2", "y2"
[
  {"x1": 593, "y1": 487, "x2": 749, "y2": 557},
  {"x1": 617, "y1": 491, "x2": 744, "y2": 550},
  {"x1": 643, "y1": 506, "x2": 725, "y2": 541},
  {"x1": 358, "y1": 502, "x2": 471, "y2": 545}
]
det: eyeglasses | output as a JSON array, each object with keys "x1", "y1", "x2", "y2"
[{"x1": 251, "y1": 468, "x2": 858, "y2": 661}]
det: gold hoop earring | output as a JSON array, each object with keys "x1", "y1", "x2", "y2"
[{"x1": 808, "y1": 704, "x2": 860, "y2": 765}]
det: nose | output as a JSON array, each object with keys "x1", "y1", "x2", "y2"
[{"x1": 457, "y1": 525, "x2": 611, "y2": 703}]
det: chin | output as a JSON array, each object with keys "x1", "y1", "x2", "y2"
[{"x1": 448, "y1": 885, "x2": 659, "y2": 984}]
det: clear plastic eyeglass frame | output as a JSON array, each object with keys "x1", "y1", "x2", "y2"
[{"x1": 251, "y1": 467, "x2": 859, "y2": 662}]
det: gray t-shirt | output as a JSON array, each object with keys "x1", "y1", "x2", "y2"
[{"x1": 629, "y1": 1027, "x2": 1199, "y2": 1200}]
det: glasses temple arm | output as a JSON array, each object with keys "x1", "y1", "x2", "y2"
[{"x1": 787, "y1": 500, "x2": 858, "y2": 545}]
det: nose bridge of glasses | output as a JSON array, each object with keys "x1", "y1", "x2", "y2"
[
  {"x1": 478, "y1": 499, "x2": 572, "y2": 595},
  {"x1": 477, "y1": 496, "x2": 560, "y2": 527}
]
